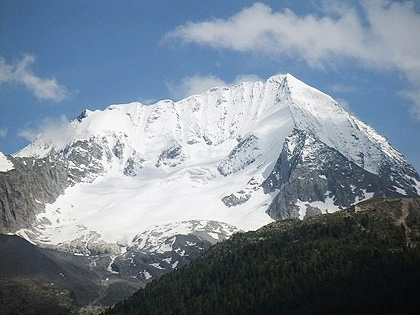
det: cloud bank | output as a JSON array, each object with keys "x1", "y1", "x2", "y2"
[
  {"x1": 167, "y1": 74, "x2": 262, "y2": 100},
  {"x1": 0, "y1": 54, "x2": 68, "y2": 102},
  {"x1": 18, "y1": 115, "x2": 76, "y2": 149},
  {"x1": 165, "y1": 1, "x2": 420, "y2": 117}
]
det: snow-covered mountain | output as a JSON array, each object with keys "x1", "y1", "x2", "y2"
[{"x1": 2, "y1": 73, "x2": 419, "y2": 256}]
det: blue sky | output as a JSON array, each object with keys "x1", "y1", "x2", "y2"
[{"x1": 1, "y1": 0, "x2": 419, "y2": 171}]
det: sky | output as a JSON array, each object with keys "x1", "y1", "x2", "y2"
[{"x1": 0, "y1": 0, "x2": 419, "y2": 171}]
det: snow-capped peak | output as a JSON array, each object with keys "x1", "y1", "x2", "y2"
[
  {"x1": 14, "y1": 73, "x2": 415, "y2": 182},
  {"x1": 10, "y1": 73, "x2": 418, "y2": 252}
]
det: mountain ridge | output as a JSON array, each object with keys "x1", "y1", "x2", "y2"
[{"x1": 1, "y1": 73, "x2": 418, "y2": 255}]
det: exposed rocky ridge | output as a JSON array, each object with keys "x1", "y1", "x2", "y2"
[
  {"x1": 0, "y1": 136, "x2": 115, "y2": 235},
  {"x1": 351, "y1": 118, "x2": 420, "y2": 189},
  {"x1": 263, "y1": 129, "x2": 418, "y2": 220},
  {"x1": 217, "y1": 135, "x2": 261, "y2": 176},
  {"x1": 0, "y1": 155, "x2": 68, "y2": 234}
]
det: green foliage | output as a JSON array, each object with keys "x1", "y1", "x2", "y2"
[{"x1": 105, "y1": 209, "x2": 420, "y2": 315}]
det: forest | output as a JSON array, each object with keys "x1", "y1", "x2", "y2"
[{"x1": 105, "y1": 198, "x2": 420, "y2": 314}]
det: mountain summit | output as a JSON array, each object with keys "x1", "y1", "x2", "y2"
[{"x1": 1, "y1": 74, "x2": 419, "y2": 255}]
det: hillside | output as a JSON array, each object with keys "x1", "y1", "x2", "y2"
[
  {"x1": 0, "y1": 228, "x2": 218, "y2": 312},
  {"x1": 105, "y1": 198, "x2": 420, "y2": 315}
]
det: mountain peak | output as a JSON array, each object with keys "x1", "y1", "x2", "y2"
[
  {"x1": 13, "y1": 74, "x2": 414, "y2": 179},
  {"x1": 6, "y1": 73, "x2": 419, "y2": 252}
]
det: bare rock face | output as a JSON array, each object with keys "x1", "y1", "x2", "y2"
[
  {"x1": 217, "y1": 135, "x2": 260, "y2": 176},
  {"x1": 123, "y1": 150, "x2": 144, "y2": 176},
  {"x1": 0, "y1": 137, "x2": 114, "y2": 235},
  {"x1": 63, "y1": 138, "x2": 111, "y2": 183},
  {"x1": 155, "y1": 142, "x2": 187, "y2": 168},
  {"x1": 263, "y1": 129, "x2": 418, "y2": 220},
  {"x1": 0, "y1": 154, "x2": 68, "y2": 233}
]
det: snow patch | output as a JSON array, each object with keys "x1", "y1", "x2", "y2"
[
  {"x1": 175, "y1": 248, "x2": 186, "y2": 256},
  {"x1": 296, "y1": 193, "x2": 340, "y2": 220},
  {"x1": 413, "y1": 178, "x2": 420, "y2": 194},
  {"x1": 14, "y1": 229, "x2": 36, "y2": 245},
  {"x1": 107, "y1": 255, "x2": 119, "y2": 274},
  {"x1": 149, "y1": 263, "x2": 164, "y2": 270},
  {"x1": 207, "y1": 232, "x2": 219, "y2": 240},
  {"x1": 141, "y1": 270, "x2": 152, "y2": 280},
  {"x1": 0, "y1": 152, "x2": 14, "y2": 172},
  {"x1": 358, "y1": 189, "x2": 375, "y2": 201},
  {"x1": 393, "y1": 186, "x2": 407, "y2": 195},
  {"x1": 129, "y1": 220, "x2": 240, "y2": 254}
]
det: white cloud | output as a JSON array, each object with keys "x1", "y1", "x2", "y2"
[
  {"x1": 234, "y1": 74, "x2": 264, "y2": 84},
  {"x1": 0, "y1": 127, "x2": 7, "y2": 138},
  {"x1": 330, "y1": 84, "x2": 354, "y2": 94},
  {"x1": 18, "y1": 115, "x2": 75, "y2": 148},
  {"x1": 165, "y1": 1, "x2": 420, "y2": 117},
  {"x1": 400, "y1": 85, "x2": 420, "y2": 118},
  {"x1": 138, "y1": 98, "x2": 158, "y2": 105},
  {"x1": 167, "y1": 74, "x2": 263, "y2": 100},
  {"x1": 167, "y1": 74, "x2": 227, "y2": 100},
  {"x1": 336, "y1": 98, "x2": 353, "y2": 114},
  {"x1": 0, "y1": 54, "x2": 68, "y2": 102}
]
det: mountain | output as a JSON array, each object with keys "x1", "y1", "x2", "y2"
[
  {"x1": 105, "y1": 197, "x2": 420, "y2": 315},
  {"x1": 0, "y1": 73, "x2": 419, "y2": 293}
]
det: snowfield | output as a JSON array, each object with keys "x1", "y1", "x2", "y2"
[{"x1": 35, "y1": 162, "x2": 275, "y2": 246}]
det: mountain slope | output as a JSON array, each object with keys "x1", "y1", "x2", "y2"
[
  {"x1": 1, "y1": 73, "x2": 419, "y2": 256},
  {"x1": 105, "y1": 198, "x2": 420, "y2": 315},
  {"x1": 0, "y1": 234, "x2": 142, "y2": 308},
  {"x1": 0, "y1": 154, "x2": 68, "y2": 234},
  {"x1": 0, "y1": 221, "x2": 239, "y2": 310},
  {"x1": 262, "y1": 129, "x2": 413, "y2": 219}
]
